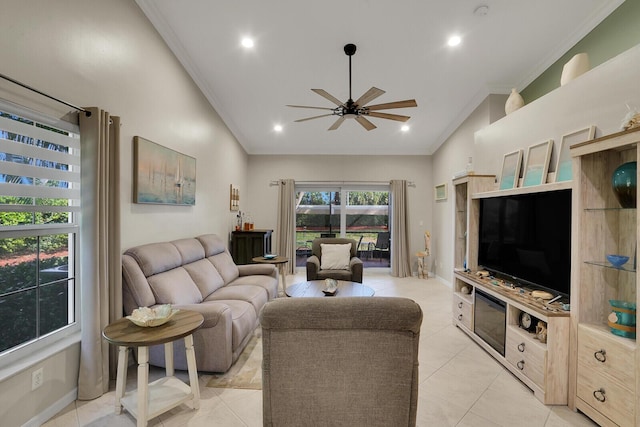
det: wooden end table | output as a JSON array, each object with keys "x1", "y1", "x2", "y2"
[
  {"x1": 252, "y1": 255, "x2": 289, "y2": 294},
  {"x1": 102, "y1": 310, "x2": 204, "y2": 427},
  {"x1": 285, "y1": 280, "x2": 375, "y2": 297}
]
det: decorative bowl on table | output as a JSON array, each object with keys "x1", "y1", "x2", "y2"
[
  {"x1": 323, "y1": 278, "x2": 338, "y2": 296},
  {"x1": 606, "y1": 254, "x2": 629, "y2": 268},
  {"x1": 263, "y1": 254, "x2": 277, "y2": 260},
  {"x1": 127, "y1": 304, "x2": 179, "y2": 327}
]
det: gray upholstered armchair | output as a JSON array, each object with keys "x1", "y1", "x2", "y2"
[
  {"x1": 306, "y1": 237, "x2": 363, "y2": 283},
  {"x1": 260, "y1": 297, "x2": 423, "y2": 427}
]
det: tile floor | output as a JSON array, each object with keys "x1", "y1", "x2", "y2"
[{"x1": 43, "y1": 270, "x2": 598, "y2": 427}]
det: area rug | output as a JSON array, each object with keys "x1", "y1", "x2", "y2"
[{"x1": 206, "y1": 328, "x2": 262, "y2": 390}]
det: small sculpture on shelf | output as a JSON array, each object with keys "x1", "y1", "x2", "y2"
[{"x1": 535, "y1": 321, "x2": 547, "y2": 344}]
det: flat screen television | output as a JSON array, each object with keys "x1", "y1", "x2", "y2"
[{"x1": 477, "y1": 189, "x2": 572, "y2": 298}]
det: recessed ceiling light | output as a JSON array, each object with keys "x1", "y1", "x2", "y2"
[
  {"x1": 447, "y1": 35, "x2": 462, "y2": 47},
  {"x1": 241, "y1": 37, "x2": 254, "y2": 48},
  {"x1": 401, "y1": 125, "x2": 410, "y2": 132},
  {"x1": 273, "y1": 124, "x2": 283, "y2": 132}
]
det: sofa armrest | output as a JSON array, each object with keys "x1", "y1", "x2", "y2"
[
  {"x1": 238, "y1": 263, "x2": 278, "y2": 278},
  {"x1": 350, "y1": 257, "x2": 364, "y2": 283},
  {"x1": 306, "y1": 255, "x2": 320, "y2": 281}
]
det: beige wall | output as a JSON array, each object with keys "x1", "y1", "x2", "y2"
[
  {"x1": 430, "y1": 95, "x2": 507, "y2": 284},
  {"x1": 0, "y1": 1, "x2": 246, "y2": 425},
  {"x1": 431, "y1": 43, "x2": 640, "y2": 289},
  {"x1": 245, "y1": 155, "x2": 432, "y2": 272}
]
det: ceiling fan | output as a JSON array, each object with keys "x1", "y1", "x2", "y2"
[{"x1": 287, "y1": 43, "x2": 417, "y2": 131}]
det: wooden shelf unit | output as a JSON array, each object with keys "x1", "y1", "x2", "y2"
[
  {"x1": 453, "y1": 271, "x2": 570, "y2": 405},
  {"x1": 569, "y1": 126, "x2": 640, "y2": 427},
  {"x1": 452, "y1": 173, "x2": 571, "y2": 405},
  {"x1": 452, "y1": 174, "x2": 495, "y2": 271}
]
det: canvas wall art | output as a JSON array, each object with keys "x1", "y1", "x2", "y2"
[{"x1": 133, "y1": 136, "x2": 196, "y2": 205}]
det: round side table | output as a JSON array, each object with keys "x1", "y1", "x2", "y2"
[
  {"x1": 252, "y1": 255, "x2": 289, "y2": 295},
  {"x1": 102, "y1": 310, "x2": 204, "y2": 427}
]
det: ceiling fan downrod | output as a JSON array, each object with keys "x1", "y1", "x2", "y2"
[{"x1": 344, "y1": 43, "x2": 356, "y2": 105}]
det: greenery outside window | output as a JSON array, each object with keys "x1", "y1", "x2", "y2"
[{"x1": 0, "y1": 107, "x2": 80, "y2": 366}]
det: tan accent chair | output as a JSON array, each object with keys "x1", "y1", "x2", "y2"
[
  {"x1": 306, "y1": 237, "x2": 364, "y2": 283},
  {"x1": 260, "y1": 297, "x2": 422, "y2": 427}
]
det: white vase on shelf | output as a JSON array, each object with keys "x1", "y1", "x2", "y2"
[
  {"x1": 505, "y1": 88, "x2": 524, "y2": 115},
  {"x1": 560, "y1": 53, "x2": 590, "y2": 86}
]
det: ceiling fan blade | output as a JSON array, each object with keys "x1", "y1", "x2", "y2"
[
  {"x1": 355, "y1": 116, "x2": 377, "y2": 131},
  {"x1": 366, "y1": 99, "x2": 418, "y2": 111},
  {"x1": 354, "y1": 87, "x2": 385, "y2": 107},
  {"x1": 294, "y1": 113, "x2": 334, "y2": 123},
  {"x1": 286, "y1": 105, "x2": 334, "y2": 111},
  {"x1": 367, "y1": 111, "x2": 411, "y2": 122},
  {"x1": 311, "y1": 89, "x2": 344, "y2": 107},
  {"x1": 328, "y1": 117, "x2": 346, "y2": 131}
]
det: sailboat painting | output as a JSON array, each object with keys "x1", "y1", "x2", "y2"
[{"x1": 133, "y1": 136, "x2": 196, "y2": 205}]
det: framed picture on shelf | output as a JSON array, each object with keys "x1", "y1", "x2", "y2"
[
  {"x1": 522, "y1": 140, "x2": 553, "y2": 187},
  {"x1": 434, "y1": 183, "x2": 447, "y2": 201},
  {"x1": 554, "y1": 126, "x2": 596, "y2": 182},
  {"x1": 499, "y1": 149, "x2": 523, "y2": 190}
]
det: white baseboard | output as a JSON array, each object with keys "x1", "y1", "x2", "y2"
[{"x1": 23, "y1": 388, "x2": 77, "y2": 427}]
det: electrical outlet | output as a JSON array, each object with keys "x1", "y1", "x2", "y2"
[{"x1": 31, "y1": 367, "x2": 43, "y2": 391}]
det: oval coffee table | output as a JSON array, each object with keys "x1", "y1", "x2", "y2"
[{"x1": 285, "y1": 280, "x2": 375, "y2": 297}]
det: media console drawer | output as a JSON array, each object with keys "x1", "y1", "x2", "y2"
[
  {"x1": 452, "y1": 293, "x2": 472, "y2": 330},
  {"x1": 505, "y1": 327, "x2": 546, "y2": 388},
  {"x1": 576, "y1": 325, "x2": 636, "y2": 426}
]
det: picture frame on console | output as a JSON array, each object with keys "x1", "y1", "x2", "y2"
[
  {"x1": 499, "y1": 149, "x2": 523, "y2": 190},
  {"x1": 554, "y1": 126, "x2": 596, "y2": 182},
  {"x1": 522, "y1": 139, "x2": 553, "y2": 187}
]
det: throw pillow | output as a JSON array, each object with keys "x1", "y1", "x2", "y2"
[{"x1": 320, "y1": 243, "x2": 351, "y2": 270}]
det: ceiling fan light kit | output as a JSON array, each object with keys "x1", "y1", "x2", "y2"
[{"x1": 287, "y1": 43, "x2": 417, "y2": 131}]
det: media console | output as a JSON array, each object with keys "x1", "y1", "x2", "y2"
[{"x1": 453, "y1": 270, "x2": 570, "y2": 405}]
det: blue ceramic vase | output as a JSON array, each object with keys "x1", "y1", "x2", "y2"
[{"x1": 612, "y1": 161, "x2": 637, "y2": 208}]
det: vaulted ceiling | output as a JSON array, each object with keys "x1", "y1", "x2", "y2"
[{"x1": 136, "y1": 0, "x2": 623, "y2": 155}]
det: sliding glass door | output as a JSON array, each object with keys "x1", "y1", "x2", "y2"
[{"x1": 295, "y1": 186, "x2": 390, "y2": 267}]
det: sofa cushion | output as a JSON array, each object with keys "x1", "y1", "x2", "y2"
[
  {"x1": 122, "y1": 254, "x2": 156, "y2": 311},
  {"x1": 183, "y1": 259, "x2": 226, "y2": 299},
  {"x1": 197, "y1": 234, "x2": 227, "y2": 257},
  {"x1": 231, "y1": 274, "x2": 279, "y2": 300},
  {"x1": 208, "y1": 252, "x2": 240, "y2": 284},
  {"x1": 148, "y1": 267, "x2": 203, "y2": 305},
  {"x1": 125, "y1": 242, "x2": 183, "y2": 277},
  {"x1": 321, "y1": 243, "x2": 351, "y2": 270},
  {"x1": 171, "y1": 238, "x2": 206, "y2": 264},
  {"x1": 205, "y1": 284, "x2": 268, "y2": 316},
  {"x1": 212, "y1": 299, "x2": 257, "y2": 350}
]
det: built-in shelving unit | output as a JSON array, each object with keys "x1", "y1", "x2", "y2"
[
  {"x1": 452, "y1": 174, "x2": 495, "y2": 271},
  {"x1": 569, "y1": 126, "x2": 640, "y2": 427},
  {"x1": 452, "y1": 173, "x2": 570, "y2": 405}
]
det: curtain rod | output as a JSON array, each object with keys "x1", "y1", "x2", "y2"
[
  {"x1": 0, "y1": 72, "x2": 91, "y2": 117},
  {"x1": 269, "y1": 180, "x2": 416, "y2": 187}
]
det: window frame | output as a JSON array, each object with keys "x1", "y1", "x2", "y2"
[{"x1": 0, "y1": 100, "x2": 81, "y2": 377}]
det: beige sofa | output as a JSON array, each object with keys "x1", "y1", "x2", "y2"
[{"x1": 122, "y1": 234, "x2": 278, "y2": 372}]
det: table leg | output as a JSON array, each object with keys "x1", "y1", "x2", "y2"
[
  {"x1": 184, "y1": 334, "x2": 201, "y2": 409},
  {"x1": 114, "y1": 346, "x2": 128, "y2": 414},
  {"x1": 279, "y1": 264, "x2": 287, "y2": 294},
  {"x1": 137, "y1": 346, "x2": 149, "y2": 427},
  {"x1": 164, "y1": 342, "x2": 174, "y2": 377}
]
